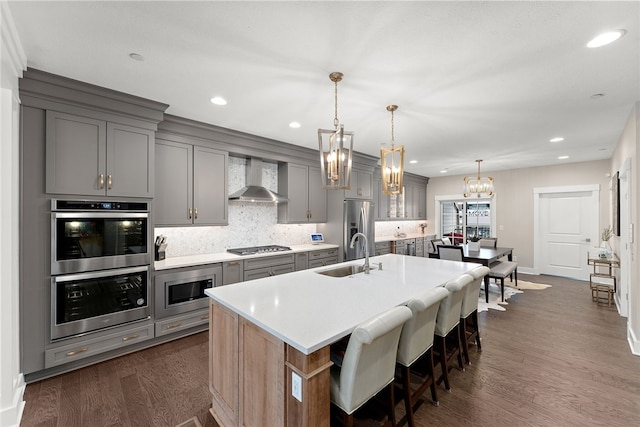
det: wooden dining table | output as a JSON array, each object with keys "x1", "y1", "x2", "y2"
[{"x1": 461, "y1": 245, "x2": 514, "y2": 302}]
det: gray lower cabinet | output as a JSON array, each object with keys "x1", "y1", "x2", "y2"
[
  {"x1": 155, "y1": 139, "x2": 228, "y2": 226},
  {"x1": 308, "y1": 248, "x2": 338, "y2": 268},
  {"x1": 243, "y1": 254, "x2": 295, "y2": 281},
  {"x1": 278, "y1": 163, "x2": 327, "y2": 223},
  {"x1": 345, "y1": 168, "x2": 373, "y2": 200},
  {"x1": 155, "y1": 309, "x2": 209, "y2": 337},
  {"x1": 375, "y1": 241, "x2": 392, "y2": 255},
  {"x1": 44, "y1": 323, "x2": 154, "y2": 369},
  {"x1": 222, "y1": 260, "x2": 243, "y2": 285},
  {"x1": 46, "y1": 111, "x2": 154, "y2": 198},
  {"x1": 416, "y1": 238, "x2": 425, "y2": 257},
  {"x1": 295, "y1": 252, "x2": 309, "y2": 271}
]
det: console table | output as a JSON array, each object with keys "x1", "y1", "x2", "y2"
[{"x1": 588, "y1": 253, "x2": 619, "y2": 307}]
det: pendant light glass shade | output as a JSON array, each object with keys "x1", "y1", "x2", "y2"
[
  {"x1": 463, "y1": 159, "x2": 494, "y2": 198},
  {"x1": 318, "y1": 72, "x2": 353, "y2": 190},
  {"x1": 380, "y1": 105, "x2": 404, "y2": 195}
]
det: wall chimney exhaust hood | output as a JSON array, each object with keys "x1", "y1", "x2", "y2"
[{"x1": 228, "y1": 158, "x2": 288, "y2": 203}]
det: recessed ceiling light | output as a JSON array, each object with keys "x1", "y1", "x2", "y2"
[
  {"x1": 550, "y1": 137, "x2": 564, "y2": 143},
  {"x1": 409, "y1": 160, "x2": 418, "y2": 164},
  {"x1": 558, "y1": 155, "x2": 570, "y2": 160},
  {"x1": 210, "y1": 97, "x2": 227, "y2": 106},
  {"x1": 289, "y1": 122, "x2": 301, "y2": 129},
  {"x1": 587, "y1": 30, "x2": 626, "y2": 48},
  {"x1": 129, "y1": 53, "x2": 144, "y2": 61},
  {"x1": 440, "y1": 169, "x2": 447, "y2": 173}
]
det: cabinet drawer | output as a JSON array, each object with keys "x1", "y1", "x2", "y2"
[
  {"x1": 244, "y1": 264, "x2": 295, "y2": 282},
  {"x1": 308, "y1": 257, "x2": 338, "y2": 268},
  {"x1": 243, "y1": 254, "x2": 295, "y2": 271},
  {"x1": 45, "y1": 323, "x2": 153, "y2": 368},
  {"x1": 155, "y1": 308, "x2": 209, "y2": 337},
  {"x1": 309, "y1": 249, "x2": 338, "y2": 260}
]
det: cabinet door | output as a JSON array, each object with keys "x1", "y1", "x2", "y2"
[
  {"x1": 155, "y1": 140, "x2": 193, "y2": 225},
  {"x1": 416, "y1": 185, "x2": 426, "y2": 219},
  {"x1": 223, "y1": 260, "x2": 243, "y2": 285},
  {"x1": 307, "y1": 166, "x2": 327, "y2": 222},
  {"x1": 345, "y1": 169, "x2": 373, "y2": 199},
  {"x1": 194, "y1": 146, "x2": 228, "y2": 225},
  {"x1": 106, "y1": 122, "x2": 154, "y2": 198},
  {"x1": 46, "y1": 111, "x2": 106, "y2": 196},
  {"x1": 285, "y1": 163, "x2": 310, "y2": 222},
  {"x1": 295, "y1": 252, "x2": 309, "y2": 271}
]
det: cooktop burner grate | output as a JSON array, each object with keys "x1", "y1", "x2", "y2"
[{"x1": 227, "y1": 245, "x2": 292, "y2": 256}]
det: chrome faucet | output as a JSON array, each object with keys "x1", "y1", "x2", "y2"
[{"x1": 349, "y1": 232, "x2": 370, "y2": 274}]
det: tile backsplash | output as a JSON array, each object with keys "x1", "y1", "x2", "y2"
[
  {"x1": 156, "y1": 157, "x2": 428, "y2": 257},
  {"x1": 156, "y1": 157, "x2": 315, "y2": 257}
]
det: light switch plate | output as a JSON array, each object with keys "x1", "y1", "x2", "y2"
[{"x1": 292, "y1": 371, "x2": 302, "y2": 402}]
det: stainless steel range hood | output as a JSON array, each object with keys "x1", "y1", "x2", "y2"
[{"x1": 228, "y1": 158, "x2": 288, "y2": 203}]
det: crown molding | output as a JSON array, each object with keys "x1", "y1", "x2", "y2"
[{"x1": 1, "y1": 2, "x2": 27, "y2": 91}]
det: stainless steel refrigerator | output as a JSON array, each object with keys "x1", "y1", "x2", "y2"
[{"x1": 343, "y1": 200, "x2": 375, "y2": 261}]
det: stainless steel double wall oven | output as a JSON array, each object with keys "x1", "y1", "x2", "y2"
[{"x1": 50, "y1": 199, "x2": 151, "y2": 340}]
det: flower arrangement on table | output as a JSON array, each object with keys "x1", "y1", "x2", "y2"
[
  {"x1": 601, "y1": 226, "x2": 613, "y2": 243},
  {"x1": 418, "y1": 222, "x2": 428, "y2": 234},
  {"x1": 599, "y1": 226, "x2": 614, "y2": 258}
]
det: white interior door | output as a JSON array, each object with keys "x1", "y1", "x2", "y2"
[{"x1": 535, "y1": 187, "x2": 599, "y2": 280}]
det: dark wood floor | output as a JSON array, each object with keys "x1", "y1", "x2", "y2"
[{"x1": 21, "y1": 274, "x2": 640, "y2": 427}]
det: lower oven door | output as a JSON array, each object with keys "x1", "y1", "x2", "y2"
[
  {"x1": 155, "y1": 265, "x2": 222, "y2": 319},
  {"x1": 51, "y1": 266, "x2": 150, "y2": 341}
]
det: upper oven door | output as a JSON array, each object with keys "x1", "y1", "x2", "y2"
[{"x1": 51, "y1": 211, "x2": 149, "y2": 275}]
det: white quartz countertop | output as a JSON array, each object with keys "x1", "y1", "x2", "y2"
[
  {"x1": 154, "y1": 243, "x2": 339, "y2": 271},
  {"x1": 375, "y1": 233, "x2": 436, "y2": 242},
  {"x1": 205, "y1": 254, "x2": 480, "y2": 355}
]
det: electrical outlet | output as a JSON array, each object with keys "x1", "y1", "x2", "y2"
[{"x1": 292, "y1": 371, "x2": 302, "y2": 402}]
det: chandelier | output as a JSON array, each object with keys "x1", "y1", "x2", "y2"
[
  {"x1": 318, "y1": 72, "x2": 353, "y2": 190},
  {"x1": 380, "y1": 105, "x2": 405, "y2": 195},
  {"x1": 463, "y1": 159, "x2": 494, "y2": 198}
]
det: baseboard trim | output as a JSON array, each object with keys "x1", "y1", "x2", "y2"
[
  {"x1": 627, "y1": 324, "x2": 640, "y2": 356},
  {"x1": 0, "y1": 373, "x2": 26, "y2": 427}
]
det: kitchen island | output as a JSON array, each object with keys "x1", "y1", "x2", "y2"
[{"x1": 205, "y1": 253, "x2": 479, "y2": 426}]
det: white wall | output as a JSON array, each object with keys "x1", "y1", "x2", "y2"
[
  {"x1": 0, "y1": 2, "x2": 26, "y2": 426},
  {"x1": 610, "y1": 103, "x2": 640, "y2": 354}
]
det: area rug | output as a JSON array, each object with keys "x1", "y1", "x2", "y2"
[{"x1": 478, "y1": 280, "x2": 552, "y2": 312}]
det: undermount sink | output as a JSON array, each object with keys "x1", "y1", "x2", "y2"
[{"x1": 316, "y1": 264, "x2": 377, "y2": 278}]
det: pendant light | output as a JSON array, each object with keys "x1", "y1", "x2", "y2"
[
  {"x1": 380, "y1": 105, "x2": 405, "y2": 195},
  {"x1": 463, "y1": 159, "x2": 494, "y2": 198},
  {"x1": 318, "y1": 72, "x2": 353, "y2": 190}
]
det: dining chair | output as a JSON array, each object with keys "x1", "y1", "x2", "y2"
[
  {"x1": 434, "y1": 274, "x2": 473, "y2": 392},
  {"x1": 330, "y1": 305, "x2": 412, "y2": 427},
  {"x1": 431, "y1": 238, "x2": 444, "y2": 253},
  {"x1": 442, "y1": 237, "x2": 452, "y2": 245},
  {"x1": 459, "y1": 266, "x2": 490, "y2": 364},
  {"x1": 478, "y1": 237, "x2": 497, "y2": 248},
  {"x1": 437, "y1": 245, "x2": 464, "y2": 261},
  {"x1": 396, "y1": 287, "x2": 449, "y2": 427}
]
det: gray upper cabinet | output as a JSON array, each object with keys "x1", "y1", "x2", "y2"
[
  {"x1": 345, "y1": 168, "x2": 373, "y2": 200},
  {"x1": 46, "y1": 111, "x2": 154, "y2": 198},
  {"x1": 155, "y1": 139, "x2": 228, "y2": 226},
  {"x1": 404, "y1": 183, "x2": 427, "y2": 219},
  {"x1": 278, "y1": 163, "x2": 327, "y2": 223}
]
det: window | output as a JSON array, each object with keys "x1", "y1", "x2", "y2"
[{"x1": 439, "y1": 199, "x2": 493, "y2": 243}]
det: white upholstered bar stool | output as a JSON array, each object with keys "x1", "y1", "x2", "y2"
[
  {"x1": 459, "y1": 266, "x2": 490, "y2": 365},
  {"x1": 396, "y1": 287, "x2": 449, "y2": 427},
  {"x1": 330, "y1": 305, "x2": 412, "y2": 427},
  {"x1": 433, "y1": 274, "x2": 473, "y2": 392}
]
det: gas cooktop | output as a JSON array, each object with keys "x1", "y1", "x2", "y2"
[{"x1": 227, "y1": 245, "x2": 292, "y2": 256}]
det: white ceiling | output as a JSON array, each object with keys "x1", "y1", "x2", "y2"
[{"x1": 7, "y1": 1, "x2": 640, "y2": 177}]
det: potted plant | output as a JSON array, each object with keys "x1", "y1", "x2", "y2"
[
  {"x1": 600, "y1": 226, "x2": 613, "y2": 256},
  {"x1": 467, "y1": 235, "x2": 480, "y2": 251}
]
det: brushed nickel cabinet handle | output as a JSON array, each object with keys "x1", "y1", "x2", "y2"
[
  {"x1": 99, "y1": 174, "x2": 104, "y2": 189},
  {"x1": 66, "y1": 347, "x2": 88, "y2": 357},
  {"x1": 122, "y1": 333, "x2": 140, "y2": 342},
  {"x1": 188, "y1": 208, "x2": 192, "y2": 219},
  {"x1": 194, "y1": 207, "x2": 198, "y2": 219},
  {"x1": 200, "y1": 315, "x2": 209, "y2": 320},
  {"x1": 227, "y1": 261, "x2": 239, "y2": 266},
  {"x1": 166, "y1": 322, "x2": 182, "y2": 330},
  {"x1": 107, "y1": 174, "x2": 112, "y2": 190}
]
